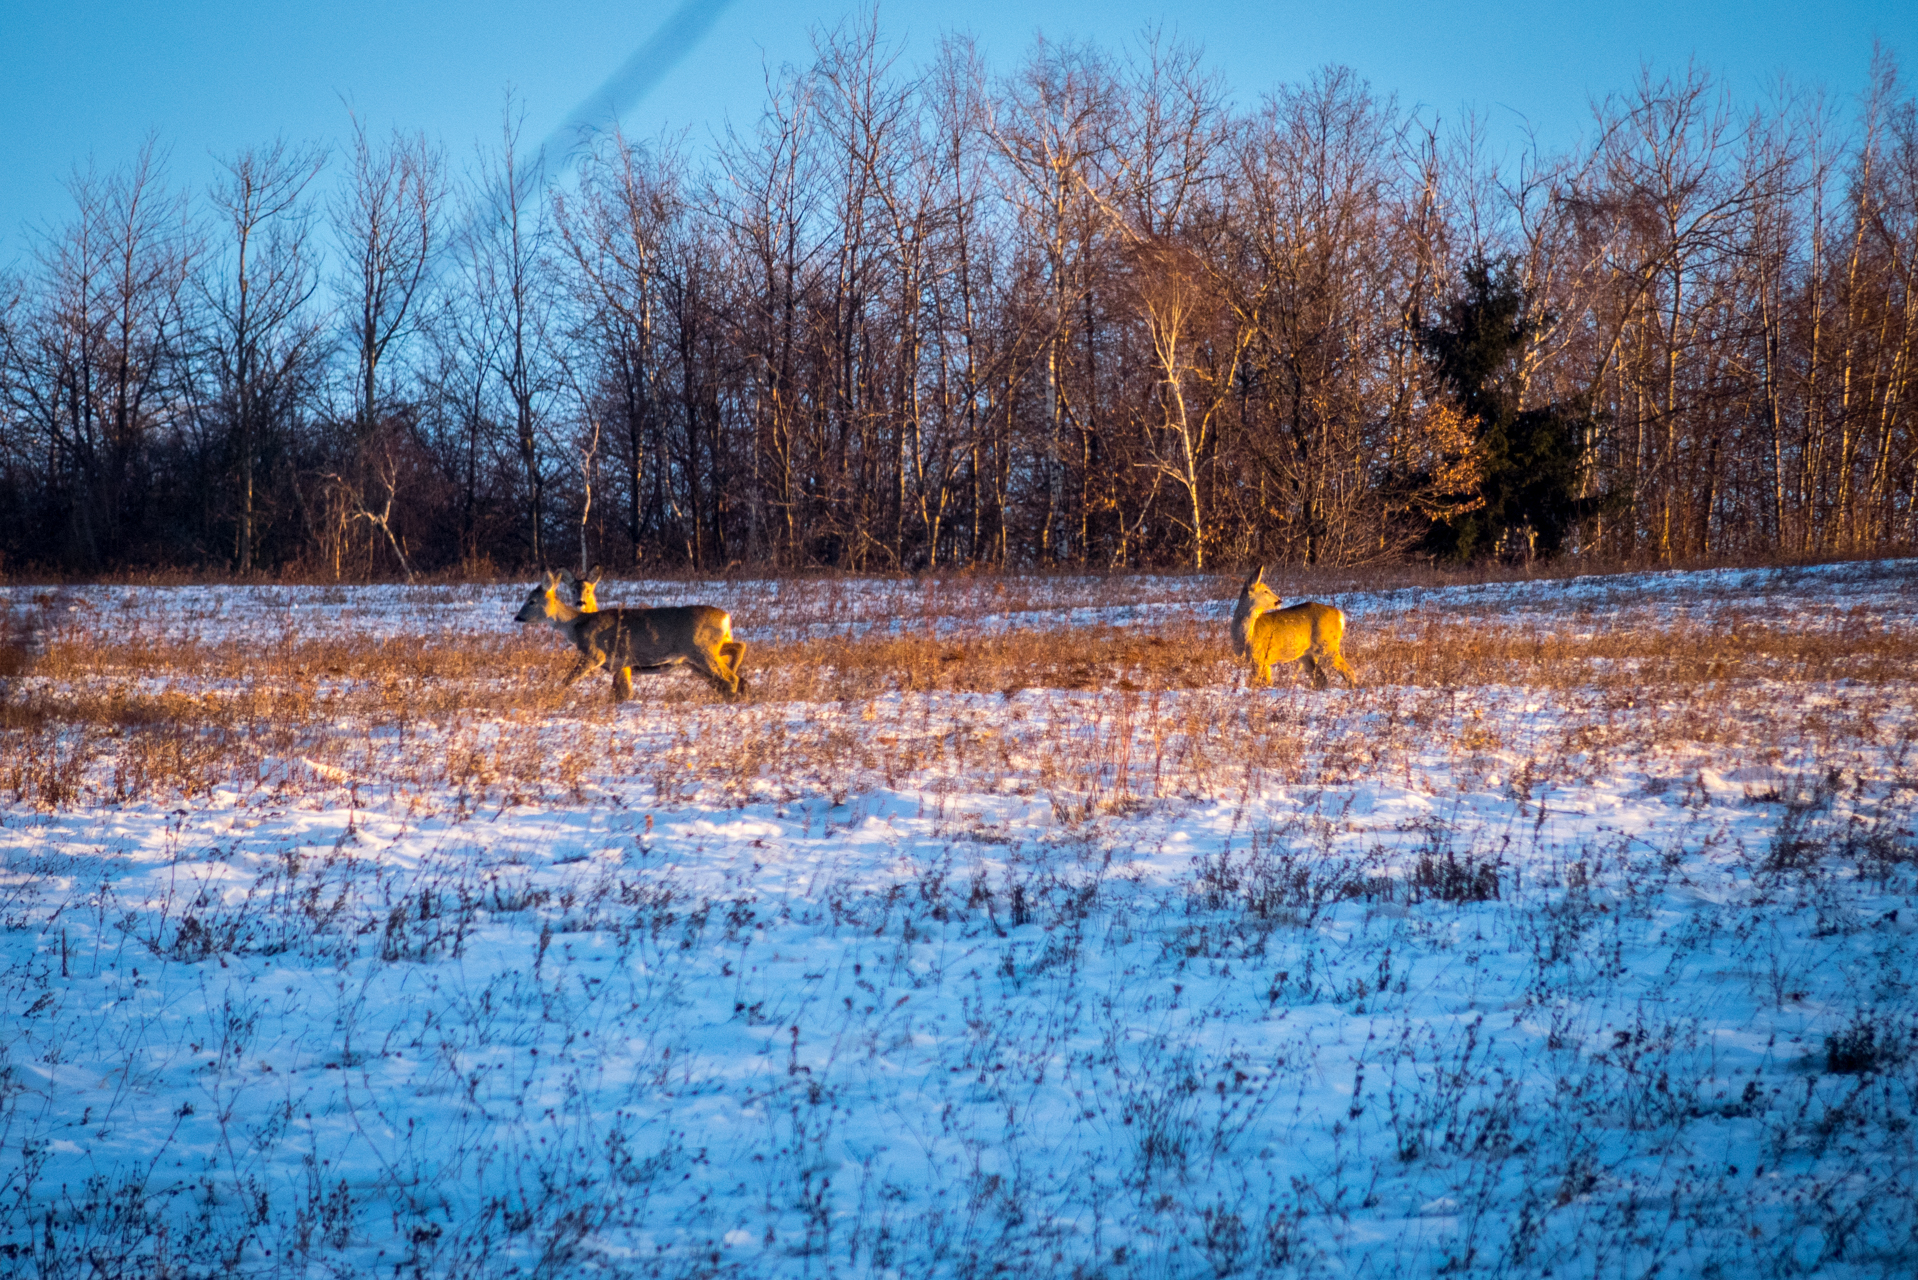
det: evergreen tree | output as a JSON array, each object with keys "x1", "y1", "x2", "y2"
[{"x1": 1421, "y1": 258, "x2": 1597, "y2": 560}]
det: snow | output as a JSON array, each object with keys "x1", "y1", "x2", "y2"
[
  {"x1": 7, "y1": 556, "x2": 1913, "y2": 644},
  {"x1": 2, "y1": 560, "x2": 1916, "y2": 1277}
]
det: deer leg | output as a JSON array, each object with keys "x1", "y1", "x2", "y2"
[
  {"x1": 561, "y1": 652, "x2": 605, "y2": 687},
  {"x1": 1302, "y1": 654, "x2": 1329, "y2": 690},
  {"x1": 1328, "y1": 651, "x2": 1360, "y2": 687},
  {"x1": 722, "y1": 642, "x2": 749, "y2": 697},
  {"x1": 612, "y1": 666, "x2": 635, "y2": 702},
  {"x1": 690, "y1": 650, "x2": 739, "y2": 698}
]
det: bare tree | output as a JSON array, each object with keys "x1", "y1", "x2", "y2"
[
  {"x1": 467, "y1": 103, "x2": 558, "y2": 565},
  {"x1": 326, "y1": 117, "x2": 444, "y2": 577},
  {"x1": 921, "y1": 35, "x2": 1027, "y2": 567},
  {"x1": 2, "y1": 139, "x2": 194, "y2": 566},
  {"x1": 715, "y1": 58, "x2": 824, "y2": 566},
  {"x1": 334, "y1": 116, "x2": 442, "y2": 442},
  {"x1": 1094, "y1": 34, "x2": 1235, "y2": 567},
  {"x1": 992, "y1": 37, "x2": 1120, "y2": 562},
  {"x1": 422, "y1": 245, "x2": 507, "y2": 567},
  {"x1": 202, "y1": 139, "x2": 326, "y2": 571},
  {"x1": 1234, "y1": 67, "x2": 1401, "y2": 565},
  {"x1": 557, "y1": 131, "x2": 688, "y2": 567},
  {"x1": 1578, "y1": 66, "x2": 1768, "y2": 559}
]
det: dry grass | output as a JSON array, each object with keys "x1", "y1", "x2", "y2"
[
  {"x1": 760, "y1": 608, "x2": 1918, "y2": 696},
  {"x1": 3, "y1": 584, "x2": 1913, "y2": 818}
]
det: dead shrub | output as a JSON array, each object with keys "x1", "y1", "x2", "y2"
[
  {"x1": 1826, "y1": 1012, "x2": 1915, "y2": 1075},
  {"x1": 1410, "y1": 850, "x2": 1502, "y2": 903}
]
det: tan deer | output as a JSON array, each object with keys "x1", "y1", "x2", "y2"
[
  {"x1": 1230, "y1": 566, "x2": 1359, "y2": 689},
  {"x1": 515, "y1": 570, "x2": 749, "y2": 700}
]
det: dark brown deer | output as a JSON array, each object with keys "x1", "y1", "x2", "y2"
[{"x1": 515, "y1": 570, "x2": 748, "y2": 700}]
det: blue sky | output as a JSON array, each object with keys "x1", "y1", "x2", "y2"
[{"x1": 2, "y1": 0, "x2": 1912, "y2": 265}]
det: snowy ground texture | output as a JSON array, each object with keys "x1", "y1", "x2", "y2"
[{"x1": 3, "y1": 560, "x2": 1917, "y2": 1278}]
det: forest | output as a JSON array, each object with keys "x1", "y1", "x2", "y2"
[{"x1": 2, "y1": 20, "x2": 1915, "y2": 577}]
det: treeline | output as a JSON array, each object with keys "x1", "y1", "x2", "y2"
[{"x1": 3, "y1": 20, "x2": 1916, "y2": 576}]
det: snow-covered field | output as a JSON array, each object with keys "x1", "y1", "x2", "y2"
[{"x1": 2, "y1": 561, "x2": 1916, "y2": 1278}]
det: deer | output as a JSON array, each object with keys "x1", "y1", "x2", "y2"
[
  {"x1": 1230, "y1": 566, "x2": 1360, "y2": 689},
  {"x1": 559, "y1": 565, "x2": 748, "y2": 689},
  {"x1": 565, "y1": 565, "x2": 604, "y2": 613},
  {"x1": 514, "y1": 569, "x2": 749, "y2": 701}
]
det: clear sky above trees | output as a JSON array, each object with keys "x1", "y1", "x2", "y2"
[{"x1": 1, "y1": 0, "x2": 1910, "y2": 265}]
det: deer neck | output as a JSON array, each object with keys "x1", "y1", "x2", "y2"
[
  {"x1": 545, "y1": 595, "x2": 587, "y2": 641},
  {"x1": 1230, "y1": 593, "x2": 1266, "y2": 656}
]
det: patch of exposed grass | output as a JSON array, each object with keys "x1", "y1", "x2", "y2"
[{"x1": 0, "y1": 589, "x2": 1912, "y2": 812}]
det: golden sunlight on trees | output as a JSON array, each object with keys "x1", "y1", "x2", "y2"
[{"x1": 2, "y1": 30, "x2": 1915, "y2": 576}]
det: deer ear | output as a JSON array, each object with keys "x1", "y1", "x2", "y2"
[
  {"x1": 559, "y1": 568, "x2": 577, "y2": 585},
  {"x1": 1243, "y1": 567, "x2": 1262, "y2": 591},
  {"x1": 586, "y1": 565, "x2": 603, "y2": 585}
]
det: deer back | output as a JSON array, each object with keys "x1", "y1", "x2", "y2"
[
  {"x1": 1251, "y1": 601, "x2": 1344, "y2": 665},
  {"x1": 574, "y1": 605, "x2": 734, "y2": 668}
]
